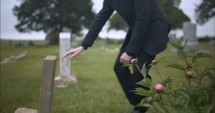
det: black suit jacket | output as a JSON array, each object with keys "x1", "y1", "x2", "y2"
[{"x1": 82, "y1": 0, "x2": 170, "y2": 56}]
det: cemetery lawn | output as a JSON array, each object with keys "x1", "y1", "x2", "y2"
[{"x1": 0, "y1": 40, "x2": 214, "y2": 113}]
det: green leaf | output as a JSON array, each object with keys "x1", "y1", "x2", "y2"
[
  {"x1": 177, "y1": 50, "x2": 187, "y2": 61},
  {"x1": 201, "y1": 104, "x2": 214, "y2": 113},
  {"x1": 157, "y1": 103, "x2": 169, "y2": 113},
  {"x1": 141, "y1": 63, "x2": 147, "y2": 76},
  {"x1": 123, "y1": 63, "x2": 131, "y2": 67},
  {"x1": 192, "y1": 52, "x2": 211, "y2": 64},
  {"x1": 167, "y1": 64, "x2": 186, "y2": 71},
  {"x1": 178, "y1": 89, "x2": 190, "y2": 99},
  {"x1": 137, "y1": 78, "x2": 151, "y2": 88},
  {"x1": 133, "y1": 88, "x2": 151, "y2": 97},
  {"x1": 161, "y1": 76, "x2": 173, "y2": 86},
  {"x1": 157, "y1": 57, "x2": 165, "y2": 63},
  {"x1": 196, "y1": 52, "x2": 211, "y2": 58},
  {"x1": 137, "y1": 103, "x2": 151, "y2": 108},
  {"x1": 190, "y1": 93, "x2": 200, "y2": 104},
  {"x1": 143, "y1": 103, "x2": 151, "y2": 108},
  {"x1": 184, "y1": 37, "x2": 189, "y2": 47},
  {"x1": 170, "y1": 40, "x2": 183, "y2": 50},
  {"x1": 170, "y1": 42, "x2": 180, "y2": 49}
]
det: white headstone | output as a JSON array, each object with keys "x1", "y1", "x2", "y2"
[
  {"x1": 182, "y1": 22, "x2": 199, "y2": 52},
  {"x1": 59, "y1": 33, "x2": 71, "y2": 77},
  {"x1": 56, "y1": 32, "x2": 78, "y2": 87}
]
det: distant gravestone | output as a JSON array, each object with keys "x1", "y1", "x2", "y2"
[
  {"x1": 55, "y1": 32, "x2": 77, "y2": 87},
  {"x1": 1, "y1": 51, "x2": 28, "y2": 64},
  {"x1": 182, "y1": 22, "x2": 199, "y2": 52}
]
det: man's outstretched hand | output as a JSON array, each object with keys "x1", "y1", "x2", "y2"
[{"x1": 63, "y1": 46, "x2": 84, "y2": 59}]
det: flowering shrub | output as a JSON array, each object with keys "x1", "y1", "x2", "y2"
[{"x1": 133, "y1": 40, "x2": 215, "y2": 113}]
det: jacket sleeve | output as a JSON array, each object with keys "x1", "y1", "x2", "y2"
[
  {"x1": 82, "y1": 0, "x2": 114, "y2": 49},
  {"x1": 125, "y1": 0, "x2": 150, "y2": 56}
]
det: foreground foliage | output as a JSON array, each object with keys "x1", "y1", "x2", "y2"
[{"x1": 134, "y1": 40, "x2": 215, "y2": 113}]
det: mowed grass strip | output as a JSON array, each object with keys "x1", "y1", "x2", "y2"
[{"x1": 0, "y1": 40, "x2": 214, "y2": 113}]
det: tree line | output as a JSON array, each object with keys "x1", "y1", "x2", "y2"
[{"x1": 13, "y1": 0, "x2": 214, "y2": 44}]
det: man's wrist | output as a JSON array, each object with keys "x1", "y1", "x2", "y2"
[
  {"x1": 80, "y1": 46, "x2": 84, "y2": 50},
  {"x1": 81, "y1": 43, "x2": 89, "y2": 50},
  {"x1": 125, "y1": 51, "x2": 135, "y2": 57}
]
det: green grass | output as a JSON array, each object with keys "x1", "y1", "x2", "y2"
[{"x1": 0, "y1": 40, "x2": 214, "y2": 113}]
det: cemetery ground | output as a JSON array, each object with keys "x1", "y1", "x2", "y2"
[{"x1": 0, "y1": 40, "x2": 214, "y2": 113}]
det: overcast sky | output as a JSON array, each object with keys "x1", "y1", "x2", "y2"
[{"x1": 0, "y1": 0, "x2": 214, "y2": 40}]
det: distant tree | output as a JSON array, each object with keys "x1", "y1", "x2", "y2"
[
  {"x1": 159, "y1": 0, "x2": 190, "y2": 30},
  {"x1": 13, "y1": 0, "x2": 95, "y2": 44},
  {"x1": 108, "y1": 13, "x2": 128, "y2": 31},
  {"x1": 45, "y1": 30, "x2": 59, "y2": 45},
  {"x1": 195, "y1": 0, "x2": 215, "y2": 24},
  {"x1": 108, "y1": 0, "x2": 190, "y2": 31}
]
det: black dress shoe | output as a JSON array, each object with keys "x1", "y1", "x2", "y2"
[
  {"x1": 132, "y1": 107, "x2": 149, "y2": 113},
  {"x1": 131, "y1": 110, "x2": 144, "y2": 113}
]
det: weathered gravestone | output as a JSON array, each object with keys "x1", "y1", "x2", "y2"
[
  {"x1": 55, "y1": 32, "x2": 77, "y2": 87},
  {"x1": 182, "y1": 22, "x2": 199, "y2": 52},
  {"x1": 38, "y1": 56, "x2": 57, "y2": 113},
  {"x1": 1, "y1": 51, "x2": 28, "y2": 64},
  {"x1": 14, "y1": 108, "x2": 38, "y2": 113},
  {"x1": 15, "y1": 56, "x2": 57, "y2": 113}
]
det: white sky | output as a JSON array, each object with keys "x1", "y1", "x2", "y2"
[{"x1": 0, "y1": 0, "x2": 214, "y2": 40}]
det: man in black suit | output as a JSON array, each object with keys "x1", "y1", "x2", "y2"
[{"x1": 64, "y1": 0, "x2": 170, "y2": 112}]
